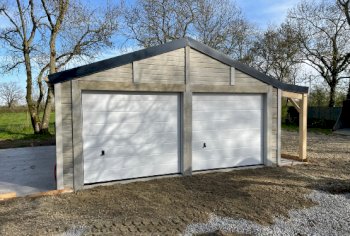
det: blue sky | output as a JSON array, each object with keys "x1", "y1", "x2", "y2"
[
  {"x1": 0, "y1": 0, "x2": 300, "y2": 94},
  {"x1": 236, "y1": 0, "x2": 297, "y2": 29}
]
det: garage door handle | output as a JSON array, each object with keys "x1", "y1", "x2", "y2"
[{"x1": 203, "y1": 143, "x2": 206, "y2": 148}]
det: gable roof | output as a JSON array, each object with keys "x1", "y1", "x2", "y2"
[{"x1": 48, "y1": 37, "x2": 308, "y2": 93}]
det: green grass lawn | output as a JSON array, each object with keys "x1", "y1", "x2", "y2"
[{"x1": 0, "y1": 112, "x2": 55, "y2": 141}]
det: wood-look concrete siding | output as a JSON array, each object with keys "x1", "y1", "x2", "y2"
[
  {"x1": 235, "y1": 70, "x2": 267, "y2": 86},
  {"x1": 60, "y1": 81, "x2": 74, "y2": 188},
  {"x1": 77, "y1": 64, "x2": 132, "y2": 83},
  {"x1": 271, "y1": 88, "x2": 278, "y2": 164},
  {"x1": 133, "y1": 49, "x2": 185, "y2": 84},
  {"x1": 190, "y1": 49, "x2": 230, "y2": 85},
  {"x1": 56, "y1": 46, "x2": 281, "y2": 189}
]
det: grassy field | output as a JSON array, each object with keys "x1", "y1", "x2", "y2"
[{"x1": 0, "y1": 111, "x2": 55, "y2": 142}]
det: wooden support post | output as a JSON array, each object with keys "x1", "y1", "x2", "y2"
[
  {"x1": 299, "y1": 94, "x2": 308, "y2": 161},
  {"x1": 277, "y1": 89, "x2": 282, "y2": 166}
]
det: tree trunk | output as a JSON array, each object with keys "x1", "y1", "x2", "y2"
[
  {"x1": 329, "y1": 85, "x2": 336, "y2": 107},
  {"x1": 41, "y1": 84, "x2": 54, "y2": 134},
  {"x1": 23, "y1": 48, "x2": 42, "y2": 134},
  {"x1": 40, "y1": 19, "x2": 61, "y2": 134}
]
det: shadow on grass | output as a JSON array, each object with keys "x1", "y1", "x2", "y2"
[{"x1": 0, "y1": 124, "x2": 55, "y2": 149}]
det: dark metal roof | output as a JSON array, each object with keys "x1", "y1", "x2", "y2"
[{"x1": 48, "y1": 37, "x2": 308, "y2": 93}]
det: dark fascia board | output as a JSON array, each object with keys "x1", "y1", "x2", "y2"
[
  {"x1": 48, "y1": 37, "x2": 308, "y2": 94},
  {"x1": 186, "y1": 38, "x2": 308, "y2": 94},
  {"x1": 48, "y1": 38, "x2": 188, "y2": 84}
]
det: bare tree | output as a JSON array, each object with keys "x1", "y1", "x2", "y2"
[
  {"x1": 123, "y1": 0, "x2": 255, "y2": 60},
  {"x1": 193, "y1": 0, "x2": 256, "y2": 60},
  {"x1": 0, "y1": 0, "x2": 120, "y2": 134},
  {"x1": 248, "y1": 24, "x2": 301, "y2": 84},
  {"x1": 338, "y1": 0, "x2": 350, "y2": 25},
  {"x1": 337, "y1": 0, "x2": 350, "y2": 97},
  {"x1": 123, "y1": 0, "x2": 195, "y2": 47},
  {"x1": 0, "y1": 82, "x2": 23, "y2": 108},
  {"x1": 0, "y1": 0, "x2": 41, "y2": 131},
  {"x1": 287, "y1": 0, "x2": 350, "y2": 107}
]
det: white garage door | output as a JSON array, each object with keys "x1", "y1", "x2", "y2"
[
  {"x1": 82, "y1": 92, "x2": 180, "y2": 184},
  {"x1": 192, "y1": 94, "x2": 263, "y2": 171}
]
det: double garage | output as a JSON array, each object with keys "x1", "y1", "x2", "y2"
[
  {"x1": 82, "y1": 92, "x2": 263, "y2": 184},
  {"x1": 50, "y1": 38, "x2": 308, "y2": 190}
]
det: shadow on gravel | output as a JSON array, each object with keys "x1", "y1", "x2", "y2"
[{"x1": 1, "y1": 158, "x2": 350, "y2": 235}]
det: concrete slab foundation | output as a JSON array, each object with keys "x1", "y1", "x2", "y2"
[{"x1": 0, "y1": 146, "x2": 56, "y2": 196}]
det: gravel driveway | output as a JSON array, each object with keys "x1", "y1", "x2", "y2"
[
  {"x1": 185, "y1": 190, "x2": 350, "y2": 235},
  {"x1": 0, "y1": 131, "x2": 349, "y2": 235}
]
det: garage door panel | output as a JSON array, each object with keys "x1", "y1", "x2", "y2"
[
  {"x1": 83, "y1": 111, "x2": 178, "y2": 124},
  {"x1": 192, "y1": 110, "x2": 262, "y2": 122},
  {"x1": 83, "y1": 93, "x2": 177, "y2": 102},
  {"x1": 193, "y1": 129, "x2": 261, "y2": 142},
  {"x1": 84, "y1": 122, "x2": 177, "y2": 136},
  {"x1": 193, "y1": 114, "x2": 262, "y2": 131},
  {"x1": 193, "y1": 147, "x2": 261, "y2": 159},
  {"x1": 83, "y1": 132, "x2": 177, "y2": 148},
  {"x1": 83, "y1": 100, "x2": 178, "y2": 113},
  {"x1": 193, "y1": 94, "x2": 261, "y2": 101},
  {"x1": 82, "y1": 92, "x2": 179, "y2": 183},
  {"x1": 84, "y1": 152, "x2": 178, "y2": 171},
  {"x1": 84, "y1": 163, "x2": 178, "y2": 184},
  {"x1": 193, "y1": 100, "x2": 262, "y2": 111},
  {"x1": 193, "y1": 156, "x2": 262, "y2": 170},
  {"x1": 192, "y1": 138, "x2": 260, "y2": 151},
  {"x1": 193, "y1": 94, "x2": 263, "y2": 171},
  {"x1": 84, "y1": 143, "x2": 178, "y2": 158}
]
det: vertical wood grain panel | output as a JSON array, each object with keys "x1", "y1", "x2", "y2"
[
  {"x1": 72, "y1": 81, "x2": 83, "y2": 190},
  {"x1": 54, "y1": 83, "x2": 64, "y2": 190},
  {"x1": 182, "y1": 46, "x2": 192, "y2": 175},
  {"x1": 61, "y1": 81, "x2": 74, "y2": 189}
]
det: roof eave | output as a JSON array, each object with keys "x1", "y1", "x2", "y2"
[{"x1": 48, "y1": 37, "x2": 308, "y2": 94}]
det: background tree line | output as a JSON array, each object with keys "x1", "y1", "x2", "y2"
[{"x1": 0, "y1": 0, "x2": 349, "y2": 135}]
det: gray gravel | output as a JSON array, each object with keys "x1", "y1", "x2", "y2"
[
  {"x1": 185, "y1": 190, "x2": 350, "y2": 236},
  {"x1": 184, "y1": 132, "x2": 350, "y2": 235},
  {"x1": 282, "y1": 130, "x2": 350, "y2": 160},
  {"x1": 63, "y1": 131, "x2": 348, "y2": 236}
]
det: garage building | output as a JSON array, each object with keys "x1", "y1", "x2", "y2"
[{"x1": 49, "y1": 38, "x2": 308, "y2": 190}]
